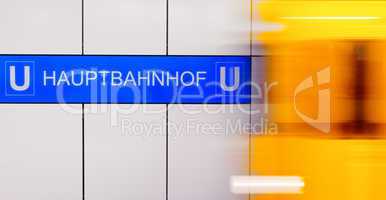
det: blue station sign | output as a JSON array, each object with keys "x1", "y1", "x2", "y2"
[{"x1": 0, "y1": 56, "x2": 251, "y2": 104}]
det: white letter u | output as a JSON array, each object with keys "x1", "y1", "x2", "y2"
[
  {"x1": 9, "y1": 65, "x2": 31, "y2": 91},
  {"x1": 220, "y1": 66, "x2": 240, "y2": 92}
]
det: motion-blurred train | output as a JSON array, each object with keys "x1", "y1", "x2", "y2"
[{"x1": 252, "y1": 1, "x2": 386, "y2": 199}]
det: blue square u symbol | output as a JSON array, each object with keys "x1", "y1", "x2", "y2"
[{"x1": 5, "y1": 61, "x2": 35, "y2": 96}]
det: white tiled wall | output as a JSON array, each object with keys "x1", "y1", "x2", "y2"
[
  {"x1": 0, "y1": 0, "x2": 82, "y2": 199},
  {"x1": 85, "y1": 0, "x2": 166, "y2": 55},
  {"x1": 0, "y1": 0, "x2": 256, "y2": 200},
  {"x1": 168, "y1": 104, "x2": 249, "y2": 200},
  {"x1": 0, "y1": 105, "x2": 82, "y2": 200},
  {"x1": 84, "y1": 104, "x2": 166, "y2": 200},
  {"x1": 168, "y1": 0, "x2": 251, "y2": 199},
  {"x1": 0, "y1": 0, "x2": 81, "y2": 54},
  {"x1": 169, "y1": 0, "x2": 251, "y2": 55}
]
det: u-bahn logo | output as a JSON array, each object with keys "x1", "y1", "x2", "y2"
[
  {"x1": 5, "y1": 61, "x2": 35, "y2": 96},
  {"x1": 216, "y1": 62, "x2": 242, "y2": 94}
]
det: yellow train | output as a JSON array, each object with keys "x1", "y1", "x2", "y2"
[{"x1": 253, "y1": 1, "x2": 386, "y2": 199}]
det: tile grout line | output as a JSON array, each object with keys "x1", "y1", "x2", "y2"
[
  {"x1": 166, "y1": 0, "x2": 169, "y2": 55},
  {"x1": 166, "y1": 0, "x2": 169, "y2": 199},
  {"x1": 249, "y1": 1, "x2": 253, "y2": 200},
  {"x1": 82, "y1": 0, "x2": 85, "y2": 199},
  {"x1": 166, "y1": 104, "x2": 169, "y2": 200},
  {"x1": 82, "y1": 104, "x2": 85, "y2": 200},
  {"x1": 82, "y1": 0, "x2": 85, "y2": 55}
]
